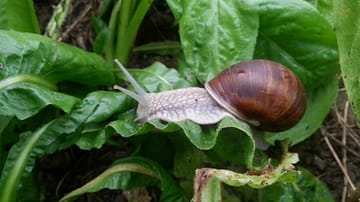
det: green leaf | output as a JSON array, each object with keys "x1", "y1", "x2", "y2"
[
  {"x1": 0, "y1": 0, "x2": 40, "y2": 33},
  {"x1": 193, "y1": 152, "x2": 299, "y2": 201},
  {"x1": 166, "y1": 0, "x2": 183, "y2": 21},
  {"x1": 105, "y1": 0, "x2": 154, "y2": 64},
  {"x1": 75, "y1": 128, "x2": 109, "y2": 150},
  {"x1": 59, "y1": 157, "x2": 188, "y2": 202},
  {"x1": 73, "y1": 91, "x2": 130, "y2": 150},
  {"x1": 135, "y1": 132, "x2": 176, "y2": 169},
  {"x1": 334, "y1": 0, "x2": 360, "y2": 119},
  {"x1": 170, "y1": 133, "x2": 218, "y2": 197},
  {"x1": 168, "y1": 0, "x2": 259, "y2": 82},
  {"x1": 259, "y1": 167, "x2": 334, "y2": 202},
  {"x1": 255, "y1": 0, "x2": 338, "y2": 89},
  {"x1": 115, "y1": 0, "x2": 154, "y2": 65},
  {"x1": 0, "y1": 82, "x2": 79, "y2": 120},
  {"x1": 0, "y1": 116, "x2": 14, "y2": 170},
  {"x1": 305, "y1": 0, "x2": 334, "y2": 25},
  {"x1": 133, "y1": 41, "x2": 182, "y2": 56},
  {"x1": 0, "y1": 30, "x2": 114, "y2": 86},
  {"x1": 213, "y1": 118, "x2": 255, "y2": 168},
  {"x1": 111, "y1": 97, "x2": 254, "y2": 152},
  {"x1": 0, "y1": 116, "x2": 12, "y2": 134},
  {"x1": 118, "y1": 62, "x2": 192, "y2": 92},
  {"x1": 60, "y1": 91, "x2": 130, "y2": 150},
  {"x1": 92, "y1": 17, "x2": 112, "y2": 55},
  {"x1": 155, "y1": 119, "x2": 255, "y2": 197}
]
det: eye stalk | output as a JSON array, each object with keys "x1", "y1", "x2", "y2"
[{"x1": 113, "y1": 59, "x2": 148, "y2": 107}]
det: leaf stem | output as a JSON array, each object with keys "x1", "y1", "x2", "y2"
[
  {"x1": 59, "y1": 163, "x2": 159, "y2": 201},
  {"x1": 0, "y1": 75, "x2": 58, "y2": 91},
  {"x1": 115, "y1": 0, "x2": 133, "y2": 65}
]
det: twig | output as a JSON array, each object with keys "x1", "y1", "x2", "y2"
[
  {"x1": 326, "y1": 135, "x2": 360, "y2": 158},
  {"x1": 341, "y1": 101, "x2": 348, "y2": 202},
  {"x1": 320, "y1": 128, "x2": 356, "y2": 191},
  {"x1": 58, "y1": 4, "x2": 92, "y2": 41},
  {"x1": 334, "y1": 107, "x2": 360, "y2": 147}
]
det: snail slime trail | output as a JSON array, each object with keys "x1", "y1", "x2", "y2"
[{"x1": 113, "y1": 59, "x2": 307, "y2": 132}]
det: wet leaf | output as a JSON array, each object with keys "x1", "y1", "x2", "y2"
[
  {"x1": 334, "y1": 0, "x2": 360, "y2": 120},
  {"x1": 0, "y1": 0, "x2": 39, "y2": 33},
  {"x1": 0, "y1": 30, "x2": 114, "y2": 86}
]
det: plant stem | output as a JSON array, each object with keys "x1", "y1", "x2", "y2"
[
  {"x1": 0, "y1": 75, "x2": 58, "y2": 91},
  {"x1": 115, "y1": 0, "x2": 133, "y2": 65},
  {"x1": 45, "y1": 0, "x2": 73, "y2": 39},
  {"x1": 106, "y1": 0, "x2": 123, "y2": 62},
  {"x1": 116, "y1": 0, "x2": 154, "y2": 65}
]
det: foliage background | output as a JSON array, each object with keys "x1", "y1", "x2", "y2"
[{"x1": 0, "y1": 0, "x2": 359, "y2": 201}]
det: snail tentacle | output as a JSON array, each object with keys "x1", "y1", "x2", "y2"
[{"x1": 114, "y1": 59, "x2": 148, "y2": 106}]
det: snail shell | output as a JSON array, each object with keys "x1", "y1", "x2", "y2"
[
  {"x1": 205, "y1": 59, "x2": 306, "y2": 132},
  {"x1": 114, "y1": 59, "x2": 306, "y2": 132}
]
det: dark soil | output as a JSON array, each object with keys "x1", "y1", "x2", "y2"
[
  {"x1": 292, "y1": 88, "x2": 360, "y2": 202},
  {"x1": 33, "y1": 0, "x2": 360, "y2": 201}
]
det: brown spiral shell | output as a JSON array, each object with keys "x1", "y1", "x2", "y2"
[{"x1": 205, "y1": 59, "x2": 307, "y2": 132}]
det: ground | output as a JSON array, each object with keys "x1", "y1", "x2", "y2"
[{"x1": 33, "y1": 0, "x2": 359, "y2": 201}]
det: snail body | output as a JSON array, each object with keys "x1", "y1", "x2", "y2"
[
  {"x1": 114, "y1": 59, "x2": 306, "y2": 132},
  {"x1": 134, "y1": 87, "x2": 234, "y2": 124}
]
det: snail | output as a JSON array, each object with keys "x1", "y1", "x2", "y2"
[{"x1": 113, "y1": 59, "x2": 306, "y2": 132}]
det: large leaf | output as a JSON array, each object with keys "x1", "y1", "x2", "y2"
[
  {"x1": 0, "y1": 29, "x2": 116, "y2": 120},
  {"x1": 305, "y1": 0, "x2": 334, "y2": 25},
  {"x1": 123, "y1": 62, "x2": 193, "y2": 91},
  {"x1": 59, "y1": 157, "x2": 188, "y2": 202},
  {"x1": 0, "y1": 82, "x2": 79, "y2": 120},
  {"x1": 0, "y1": 30, "x2": 114, "y2": 86},
  {"x1": 255, "y1": 0, "x2": 338, "y2": 89},
  {"x1": 167, "y1": 0, "x2": 259, "y2": 82},
  {"x1": 334, "y1": 1, "x2": 360, "y2": 119},
  {"x1": 0, "y1": 0, "x2": 39, "y2": 33}
]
